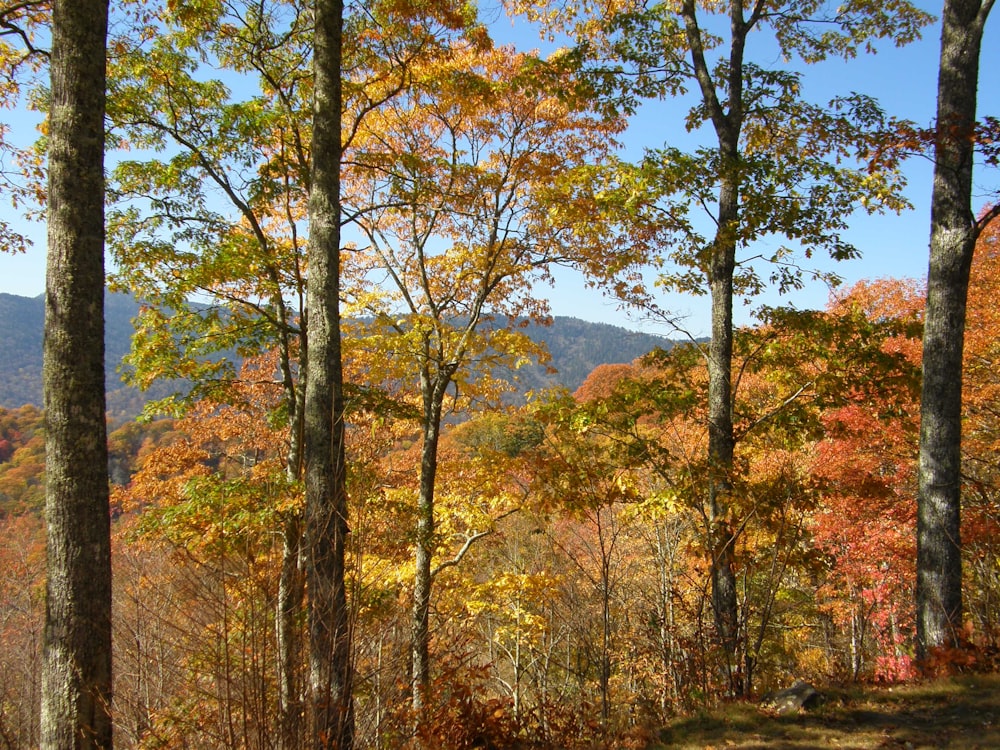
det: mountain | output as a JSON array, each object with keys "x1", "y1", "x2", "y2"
[
  {"x1": 0, "y1": 292, "x2": 671, "y2": 416},
  {"x1": 0, "y1": 292, "x2": 155, "y2": 420},
  {"x1": 0, "y1": 293, "x2": 45, "y2": 411},
  {"x1": 507, "y1": 316, "x2": 673, "y2": 395}
]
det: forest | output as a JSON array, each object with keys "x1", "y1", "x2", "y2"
[{"x1": 0, "y1": 0, "x2": 997, "y2": 748}]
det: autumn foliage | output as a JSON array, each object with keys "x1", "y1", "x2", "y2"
[
  {"x1": 2, "y1": 0, "x2": 1000, "y2": 746},
  {"x1": 11, "y1": 249, "x2": 992, "y2": 746},
  {"x1": 10, "y1": 231, "x2": 1000, "y2": 746},
  {"x1": 3, "y1": 253, "x2": 1000, "y2": 747}
]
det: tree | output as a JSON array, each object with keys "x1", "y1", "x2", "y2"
[
  {"x1": 303, "y1": 0, "x2": 354, "y2": 745},
  {"x1": 959, "y1": 218, "x2": 1000, "y2": 646},
  {"x1": 41, "y1": 0, "x2": 113, "y2": 747},
  {"x1": 343, "y1": 40, "x2": 625, "y2": 712},
  {"x1": 107, "y1": 3, "x2": 472, "y2": 743},
  {"x1": 811, "y1": 279, "x2": 925, "y2": 680},
  {"x1": 514, "y1": 0, "x2": 930, "y2": 694},
  {"x1": 917, "y1": 0, "x2": 998, "y2": 660}
]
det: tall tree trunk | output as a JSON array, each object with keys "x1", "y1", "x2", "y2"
[
  {"x1": 277, "y1": 513, "x2": 305, "y2": 749},
  {"x1": 917, "y1": 0, "x2": 993, "y2": 661},
  {"x1": 411, "y1": 370, "x2": 448, "y2": 713},
  {"x1": 681, "y1": 0, "x2": 747, "y2": 695},
  {"x1": 41, "y1": 0, "x2": 113, "y2": 747},
  {"x1": 305, "y1": 0, "x2": 353, "y2": 745},
  {"x1": 278, "y1": 325, "x2": 306, "y2": 750},
  {"x1": 706, "y1": 209, "x2": 739, "y2": 693}
]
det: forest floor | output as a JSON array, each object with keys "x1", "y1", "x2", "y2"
[{"x1": 648, "y1": 673, "x2": 1000, "y2": 749}]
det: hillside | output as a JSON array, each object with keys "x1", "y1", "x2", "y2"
[
  {"x1": 513, "y1": 316, "x2": 675, "y2": 394},
  {"x1": 0, "y1": 292, "x2": 164, "y2": 421},
  {"x1": 0, "y1": 292, "x2": 670, "y2": 416}
]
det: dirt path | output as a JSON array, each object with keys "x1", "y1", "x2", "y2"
[{"x1": 652, "y1": 674, "x2": 1000, "y2": 749}]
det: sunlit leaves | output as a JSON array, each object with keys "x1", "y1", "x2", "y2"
[
  {"x1": 770, "y1": 0, "x2": 933, "y2": 63},
  {"x1": 343, "y1": 40, "x2": 626, "y2": 414}
]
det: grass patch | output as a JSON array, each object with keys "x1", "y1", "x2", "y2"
[{"x1": 646, "y1": 674, "x2": 1000, "y2": 749}]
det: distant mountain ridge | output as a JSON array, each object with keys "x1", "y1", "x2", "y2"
[
  {"x1": 0, "y1": 292, "x2": 150, "y2": 419},
  {"x1": 0, "y1": 292, "x2": 671, "y2": 417}
]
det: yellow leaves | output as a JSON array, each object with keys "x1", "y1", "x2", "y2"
[
  {"x1": 636, "y1": 487, "x2": 684, "y2": 518},
  {"x1": 613, "y1": 470, "x2": 638, "y2": 498},
  {"x1": 857, "y1": 171, "x2": 895, "y2": 210},
  {"x1": 465, "y1": 571, "x2": 561, "y2": 641}
]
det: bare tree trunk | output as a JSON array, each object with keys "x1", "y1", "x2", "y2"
[
  {"x1": 41, "y1": 1, "x2": 113, "y2": 747},
  {"x1": 706, "y1": 210, "x2": 740, "y2": 693},
  {"x1": 278, "y1": 345, "x2": 306, "y2": 749},
  {"x1": 681, "y1": 0, "x2": 746, "y2": 694},
  {"x1": 917, "y1": 0, "x2": 994, "y2": 661},
  {"x1": 411, "y1": 370, "x2": 448, "y2": 714},
  {"x1": 305, "y1": 0, "x2": 353, "y2": 745},
  {"x1": 277, "y1": 514, "x2": 305, "y2": 749}
]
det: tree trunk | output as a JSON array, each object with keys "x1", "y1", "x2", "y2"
[
  {"x1": 706, "y1": 205, "x2": 740, "y2": 693},
  {"x1": 41, "y1": 1, "x2": 113, "y2": 747},
  {"x1": 278, "y1": 330, "x2": 306, "y2": 749},
  {"x1": 277, "y1": 513, "x2": 305, "y2": 749},
  {"x1": 681, "y1": 0, "x2": 746, "y2": 695},
  {"x1": 411, "y1": 369, "x2": 448, "y2": 713},
  {"x1": 304, "y1": 0, "x2": 353, "y2": 745},
  {"x1": 916, "y1": 0, "x2": 992, "y2": 661}
]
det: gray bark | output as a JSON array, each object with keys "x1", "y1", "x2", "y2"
[
  {"x1": 41, "y1": 0, "x2": 113, "y2": 747},
  {"x1": 278, "y1": 304, "x2": 306, "y2": 749},
  {"x1": 917, "y1": 0, "x2": 994, "y2": 660},
  {"x1": 304, "y1": 0, "x2": 353, "y2": 745},
  {"x1": 682, "y1": 0, "x2": 746, "y2": 695},
  {"x1": 411, "y1": 364, "x2": 453, "y2": 713}
]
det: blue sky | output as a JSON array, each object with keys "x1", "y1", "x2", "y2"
[
  {"x1": 1, "y1": 1, "x2": 996, "y2": 338},
  {"x1": 492, "y1": 1, "x2": 999, "y2": 336}
]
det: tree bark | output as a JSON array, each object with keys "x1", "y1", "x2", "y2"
[
  {"x1": 277, "y1": 513, "x2": 305, "y2": 749},
  {"x1": 41, "y1": 0, "x2": 113, "y2": 747},
  {"x1": 681, "y1": 0, "x2": 746, "y2": 695},
  {"x1": 278, "y1": 322, "x2": 306, "y2": 749},
  {"x1": 917, "y1": 0, "x2": 993, "y2": 661},
  {"x1": 304, "y1": 0, "x2": 353, "y2": 745},
  {"x1": 706, "y1": 200, "x2": 740, "y2": 692},
  {"x1": 411, "y1": 367, "x2": 450, "y2": 713}
]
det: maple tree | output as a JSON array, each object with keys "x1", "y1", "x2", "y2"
[{"x1": 808, "y1": 279, "x2": 924, "y2": 680}]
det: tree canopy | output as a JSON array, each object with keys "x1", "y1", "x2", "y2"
[{"x1": 0, "y1": 0, "x2": 998, "y2": 747}]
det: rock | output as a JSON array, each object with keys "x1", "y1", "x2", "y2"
[{"x1": 762, "y1": 680, "x2": 821, "y2": 715}]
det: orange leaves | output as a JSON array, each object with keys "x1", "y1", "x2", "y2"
[{"x1": 574, "y1": 362, "x2": 637, "y2": 402}]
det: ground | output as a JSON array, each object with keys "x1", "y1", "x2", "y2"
[{"x1": 648, "y1": 674, "x2": 1000, "y2": 749}]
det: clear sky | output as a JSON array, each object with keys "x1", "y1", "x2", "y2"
[{"x1": 1, "y1": 2, "x2": 997, "y2": 338}]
